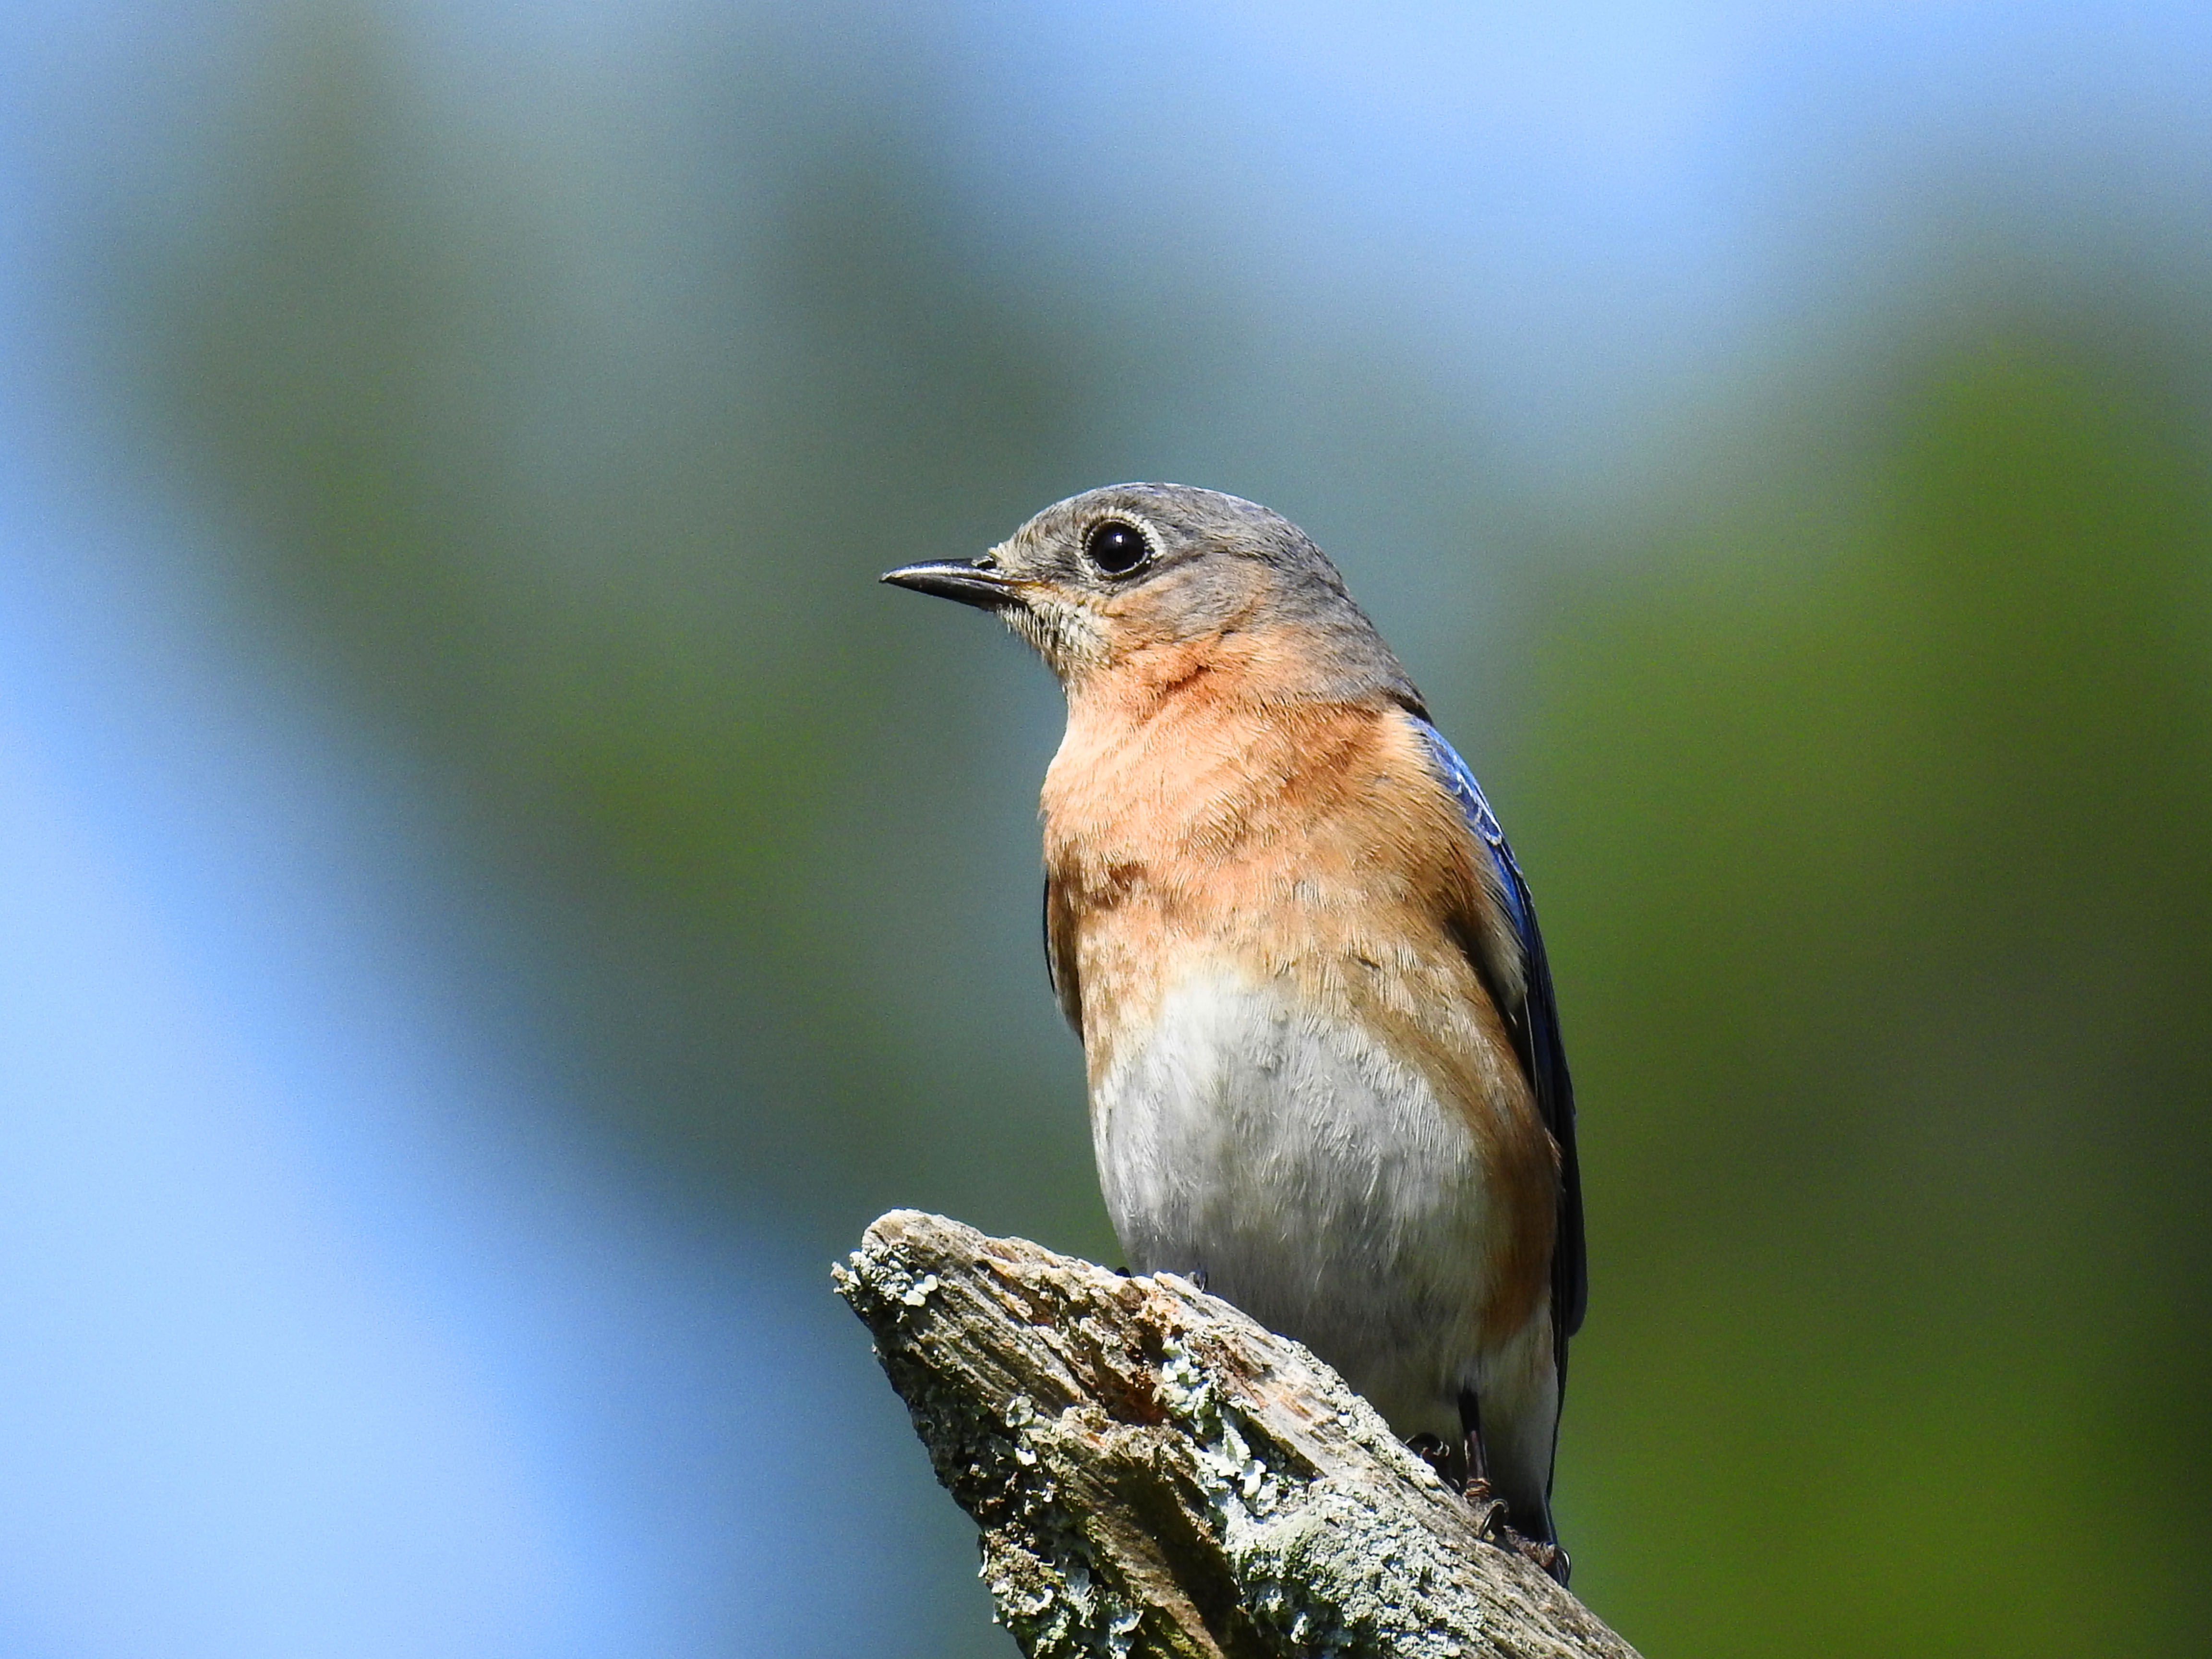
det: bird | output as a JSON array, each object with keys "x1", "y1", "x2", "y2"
[{"x1": 882, "y1": 483, "x2": 1584, "y2": 1577}]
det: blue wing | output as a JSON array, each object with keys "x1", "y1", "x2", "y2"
[{"x1": 1413, "y1": 719, "x2": 1587, "y2": 1352}]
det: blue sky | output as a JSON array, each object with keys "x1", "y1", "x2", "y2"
[
  {"x1": 0, "y1": 457, "x2": 954, "y2": 1654},
  {"x1": 918, "y1": 0, "x2": 2212, "y2": 478},
  {"x1": 411, "y1": 0, "x2": 2212, "y2": 481}
]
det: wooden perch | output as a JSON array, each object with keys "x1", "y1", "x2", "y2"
[{"x1": 835, "y1": 1210, "x2": 1640, "y2": 1659}]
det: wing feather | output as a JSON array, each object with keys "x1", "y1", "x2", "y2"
[
  {"x1": 1412, "y1": 720, "x2": 1587, "y2": 1367},
  {"x1": 1043, "y1": 876, "x2": 1082, "y2": 1033}
]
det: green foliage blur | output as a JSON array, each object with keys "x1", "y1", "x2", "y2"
[
  {"x1": 1539, "y1": 334, "x2": 2212, "y2": 1652},
  {"x1": 140, "y1": 7, "x2": 2212, "y2": 1654}
]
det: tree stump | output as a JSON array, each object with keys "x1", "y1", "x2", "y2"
[{"x1": 835, "y1": 1209, "x2": 1640, "y2": 1659}]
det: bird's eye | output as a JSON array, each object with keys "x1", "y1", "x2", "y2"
[{"x1": 1083, "y1": 519, "x2": 1151, "y2": 577}]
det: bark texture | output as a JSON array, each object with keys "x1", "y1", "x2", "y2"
[{"x1": 834, "y1": 1210, "x2": 1640, "y2": 1659}]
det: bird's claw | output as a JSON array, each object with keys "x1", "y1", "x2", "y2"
[
  {"x1": 1465, "y1": 1477, "x2": 1511, "y2": 1538},
  {"x1": 1406, "y1": 1432, "x2": 1455, "y2": 1485},
  {"x1": 1447, "y1": 1474, "x2": 1572, "y2": 1587},
  {"x1": 1517, "y1": 1539, "x2": 1572, "y2": 1586}
]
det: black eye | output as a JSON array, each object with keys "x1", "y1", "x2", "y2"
[{"x1": 1083, "y1": 519, "x2": 1151, "y2": 577}]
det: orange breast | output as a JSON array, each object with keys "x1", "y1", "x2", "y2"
[{"x1": 1041, "y1": 677, "x2": 1559, "y2": 1340}]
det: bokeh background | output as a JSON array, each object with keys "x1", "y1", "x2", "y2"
[{"x1": 3, "y1": 2, "x2": 2209, "y2": 1654}]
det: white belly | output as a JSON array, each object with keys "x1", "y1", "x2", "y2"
[{"x1": 1091, "y1": 970, "x2": 1500, "y2": 1440}]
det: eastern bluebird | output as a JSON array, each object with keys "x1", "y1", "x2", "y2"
[{"x1": 884, "y1": 483, "x2": 1585, "y2": 1576}]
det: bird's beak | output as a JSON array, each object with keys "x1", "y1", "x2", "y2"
[{"x1": 879, "y1": 559, "x2": 1021, "y2": 611}]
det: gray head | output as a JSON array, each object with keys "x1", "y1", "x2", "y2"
[{"x1": 882, "y1": 483, "x2": 1424, "y2": 711}]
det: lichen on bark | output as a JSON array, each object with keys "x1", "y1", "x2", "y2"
[{"x1": 834, "y1": 1210, "x2": 1639, "y2": 1659}]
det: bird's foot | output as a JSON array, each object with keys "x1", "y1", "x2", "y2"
[
  {"x1": 1472, "y1": 1506, "x2": 1572, "y2": 1587},
  {"x1": 1405, "y1": 1438, "x2": 1571, "y2": 1586},
  {"x1": 1515, "y1": 1539, "x2": 1572, "y2": 1587},
  {"x1": 1443, "y1": 1477, "x2": 1572, "y2": 1587},
  {"x1": 1406, "y1": 1432, "x2": 1457, "y2": 1487},
  {"x1": 1461, "y1": 1474, "x2": 1512, "y2": 1536}
]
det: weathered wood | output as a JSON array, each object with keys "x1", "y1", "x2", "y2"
[{"x1": 835, "y1": 1210, "x2": 1640, "y2": 1659}]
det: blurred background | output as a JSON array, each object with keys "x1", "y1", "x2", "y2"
[{"x1": 1, "y1": 1, "x2": 2208, "y2": 1654}]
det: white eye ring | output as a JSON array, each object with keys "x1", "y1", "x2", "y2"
[{"x1": 1082, "y1": 517, "x2": 1154, "y2": 577}]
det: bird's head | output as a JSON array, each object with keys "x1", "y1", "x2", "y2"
[{"x1": 882, "y1": 482, "x2": 1421, "y2": 711}]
